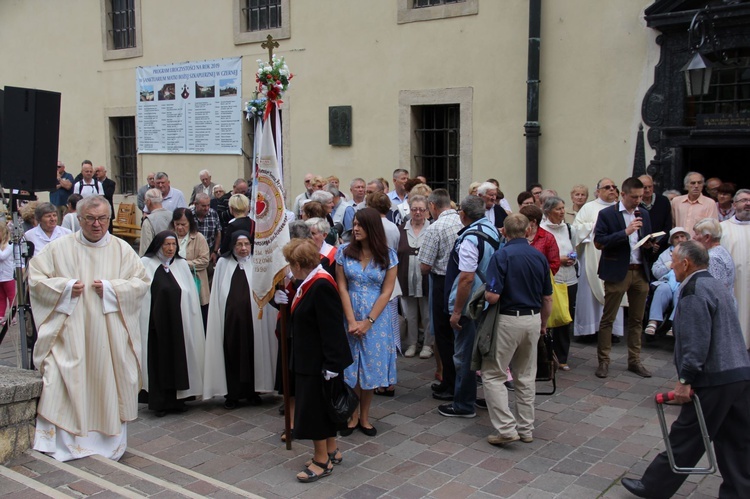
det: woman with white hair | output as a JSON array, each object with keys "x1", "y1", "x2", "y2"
[
  {"x1": 310, "y1": 190, "x2": 338, "y2": 244},
  {"x1": 692, "y1": 218, "x2": 735, "y2": 291},
  {"x1": 305, "y1": 217, "x2": 337, "y2": 275}
]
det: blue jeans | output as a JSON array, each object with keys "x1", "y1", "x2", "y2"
[{"x1": 452, "y1": 316, "x2": 477, "y2": 413}]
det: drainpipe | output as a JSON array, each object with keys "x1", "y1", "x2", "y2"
[{"x1": 525, "y1": 0, "x2": 542, "y2": 188}]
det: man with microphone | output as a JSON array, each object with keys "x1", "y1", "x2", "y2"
[{"x1": 593, "y1": 177, "x2": 654, "y2": 378}]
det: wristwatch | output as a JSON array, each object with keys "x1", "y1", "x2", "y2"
[
  {"x1": 366, "y1": 316, "x2": 375, "y2": 324},
  {"x1": 678, "y1": 377, "x2": 688, "y2": 385}
]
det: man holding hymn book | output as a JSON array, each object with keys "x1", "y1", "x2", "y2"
[{"x1": 593, "y1": 177, "x2": 655, "y2": 379}]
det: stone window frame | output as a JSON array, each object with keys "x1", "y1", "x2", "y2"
[
  {"x1": 100, "y1": 0, "x2": 143, "y2": 61},
  {"x1": 397, "y1": 0, "x2": 478, "y2": 24},
  {"x1": 233, "y1": 0, "x2": 290, "y2": 45},
  {"x1": 104, "y1": 107, "x2": 138, "y2": 196},
  {"x1": 399, "y1": 87, "x2": 473, "y2": 197}
]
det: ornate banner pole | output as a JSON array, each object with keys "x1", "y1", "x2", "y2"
[{"x1": 256, "y1": 34, "x2": 293, "y2": 450}]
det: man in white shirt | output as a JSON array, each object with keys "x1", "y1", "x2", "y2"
[
  {"x1": 388, "y1": 168, "x2": 409, "y2": 206},
  {"x1": 24, "y1": 202, "x2": 72, "y2": 256},
  {"x1": 154, "y1": 172, "x2": 187, "y2": 213},
  {"x1": 72, "y1": 161, "x2": 104, "y2": 198}
]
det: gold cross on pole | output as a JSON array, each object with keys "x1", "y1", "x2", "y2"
[{"x1": 261, "y1": 34, "x2": 279, "y2": 64}]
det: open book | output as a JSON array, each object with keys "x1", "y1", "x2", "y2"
[{"x1": 634, "y1": 231, "x2": 665, "y2": 249}]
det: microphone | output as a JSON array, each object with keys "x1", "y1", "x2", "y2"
[{"x1": 634, "y1": 208, "x2": 642, "y2": 238}]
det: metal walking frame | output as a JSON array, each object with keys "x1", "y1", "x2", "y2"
[{"x1": 654, "y1": 390, "x2": 717, "y2": 475}]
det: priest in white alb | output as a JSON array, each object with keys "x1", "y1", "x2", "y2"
[
  {"x1": 572, "y1": 178, "x2": 624, "y2": 339},
  {"x1": 720, "y1": 188, "x2": 750, "y2": 349},
  {"x1": 29, "y1": 195, "x2": 150, "y2": 462}
]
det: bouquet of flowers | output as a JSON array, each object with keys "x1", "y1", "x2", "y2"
[
  {"x1": 256, "y1": 55, "x2": 293, "y2": 105},
  {"x1": 245, "y1": 96, "x2": 267, "y2": 121}
]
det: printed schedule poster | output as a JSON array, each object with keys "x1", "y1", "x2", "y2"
[{"x1": 136, "y1": 57, "x2": 242, "y2": 155}]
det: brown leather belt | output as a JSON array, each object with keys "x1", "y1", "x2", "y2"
[{"x1": 628, "y1": 264, "x2": 642, "y2": 270}]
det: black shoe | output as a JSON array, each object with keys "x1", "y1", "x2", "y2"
[
  {"x1": 155, "y1": 410, "x2": 167, "y2": 418},
  {"x1": 224, "y1": 399, "x2": 238, "y2": 410},
  {"x1": 474, "y1": 398, "x2": 487, "y2": 410},
  {"x1": 504, "y1": 381, "x2": 515, "y2": 391},
  {"x1": 621, "y1": 477, "x2": 653, "y2": 498},
  {"x1": 359, "y1": 424, "x2": 377, "y2": 437},
  {"x1": 432, "y1": 391, "x2": 454, "y2": 401},
  {"x1": 612, "y1": 334, "x2": 621, "y2": 344},
  {"x1": 437, "y1": 404, "x2": 476, "y2": 418},
  {"x1": 339, "y1": 422, "x2": 358, "y2": 437},
  {"x1": 431, "y1": 382, "x2": 446, "y2": 393},
  {"x1": 576, "y1": 334, "x2": 597, "y2": 344},
  {"x1": 248, "y1": 393, "x2": 263, "y2": 406}
]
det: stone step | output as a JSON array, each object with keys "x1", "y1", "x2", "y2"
[{"x1": 2, "y1": 447, "x2": 263, "y2": 498}]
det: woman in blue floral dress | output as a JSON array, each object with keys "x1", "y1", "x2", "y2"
[{"x1": 335, "y1": 208, "x2": 398, "y2": 437}]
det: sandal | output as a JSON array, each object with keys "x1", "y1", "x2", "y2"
[
  {"x1": 374, "y1": 387, "x2": 395, "y2": 397},
  {"x1": 305, "y1": 449, "x2": 342, "y2": 467},
  {"x1": 644, "y1": 322, "x2": 657, "y2": 336},
  {"x1": 296, "y1": 459, "x2": 332, "y2": 483},
  {"x1": 559, "y1": 364, "x2": 571, "y2": 371}
]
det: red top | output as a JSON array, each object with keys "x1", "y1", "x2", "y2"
[{"x1": 530, "y1": 226, "x2": 561, "y2": 275}]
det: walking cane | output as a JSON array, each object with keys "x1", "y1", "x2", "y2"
[{"x1": 654, "y1": 391, "x2": 716, "y2": 474}]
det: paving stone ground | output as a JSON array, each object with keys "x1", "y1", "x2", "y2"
[{"x1": 1, "y1": 325, "x2": 723, "y2": 498}]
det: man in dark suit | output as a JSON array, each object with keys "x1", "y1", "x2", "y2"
[
  {"x1": 189, "y1": 169, "x2": 216, "y2": 205},
  {"x1": 593, "y1": 177, "x2": 654, "y2": 379},
  {"x1": 639, "y1": 174, "x2": 672, "y2": 258},
  {"x1": 94, "y1": 165, "x2": 116, "y2": 228},
  {"x1": 477, "y1": 181, "x2": 508, "y2": 232}
]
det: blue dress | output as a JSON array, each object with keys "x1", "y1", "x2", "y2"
[{"x1": 335, "y1": 244, "x2": 398, "y2": 390}]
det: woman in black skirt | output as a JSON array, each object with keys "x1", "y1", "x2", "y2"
[{"x1": 282, "y1": 238, "x2": 353, "y2": 483}]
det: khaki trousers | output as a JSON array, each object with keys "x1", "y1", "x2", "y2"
[
  {"x1": 481, "y1": 313, "x2": 539, "y2": 438},
  {"x1": 598, "y1": 268, "x2": 649, "y2": 365}
]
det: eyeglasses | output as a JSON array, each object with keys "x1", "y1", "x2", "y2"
[
  {"x1": 411, "y1": 208, "x2": 427, "y2": 213},
  {"x1": 80, "y1": 215, "x2": 110, "y2": 225},
  {"x1": 599, "y1": 185, "x2": 616, "y2": 190}
]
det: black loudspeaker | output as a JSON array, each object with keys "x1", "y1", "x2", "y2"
[{"x1": 0, "y1": 86, "x2": 61, "y2": 192}]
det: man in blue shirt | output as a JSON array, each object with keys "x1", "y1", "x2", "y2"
[
  {"x1": 482, "y1": 213, "x2": 553, "y2": 446},
  {"x1": 51, "y1": 160, "x2": 74, "y2": 221}
]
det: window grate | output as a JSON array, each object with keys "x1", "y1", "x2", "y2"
[
  {"x1": 113, "y1": 117, "x2": 137, "y2": 194},
  {"x1": 413, "y1": 0, "x2": 464, "y2": 8},
  {"x1": 243, "y1": 0, "x2": 282, "y2": 32},
  {"x1": 109, "y1": 0, "x2": 136, "y2": 50},
  {"x1": 414, "y1": 105, "x2": 460, "y2": 202},
  {"x1": 685, "y1": 55, "x2": 750, "y2": 126}
]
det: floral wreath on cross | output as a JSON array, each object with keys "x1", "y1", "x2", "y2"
[{"x1": 246, "y1": 55, "x2": 293, "y2": 121}]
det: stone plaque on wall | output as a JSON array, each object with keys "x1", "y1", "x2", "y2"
[{"x1": 329, "y1": 106, "x2": 352, "y2": 146}]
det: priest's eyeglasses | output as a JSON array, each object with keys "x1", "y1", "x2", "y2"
[{"x1": 80, "y1": 215, "x2": 111, "y2": 225}]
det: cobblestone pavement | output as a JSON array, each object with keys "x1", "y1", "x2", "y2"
[{"x1": 1, "y1": 327, "x2": 722, "y2": 498}]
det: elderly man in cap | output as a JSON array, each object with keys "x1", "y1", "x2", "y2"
[{"x1": 643, "y1": 227, "x2": 690, "y2": 337}]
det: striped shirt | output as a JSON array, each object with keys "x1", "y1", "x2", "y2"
[{"x1": 418, "y1": 209, "x2": 462, "y2": 276}]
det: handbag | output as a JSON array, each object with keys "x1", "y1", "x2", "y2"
[
  {"x1": 322, "y1": 376, "x2": 359, "y2": 424},
  {"x1": 191, "y1": 265, "x2": 201, "y2": 295},
  {"x1": 546, "y1": 273, "x2": 572, "y2": 328},
  {"x1": 536, "y1": 332, "x2": 559, "y2": 395}
]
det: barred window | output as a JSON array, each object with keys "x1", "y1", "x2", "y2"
[
  {"x1": 414, "y1": 105, "x2": 460, "y2": 202},
  {"x1": 685, "y1": 63, "x2": 750, "y2": 126},
  {"x1": 414, "y1": 0, "x2": 464, "y2": 8},
  {"x1": 244, "y1": 0, "x2": 282, "y2": 32},
  {"x1": 109, "y1": 0, "x2": 136, "y2": 49},
  {"x1": 101, "y1": 0, "x2": 141, "y2": 60},
  {"x1": 112, "y1": 117, "x2": 137, "y2": 195},
  {"x1": 234, "y1": 0, "x2": 289, "y2": 45}
]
